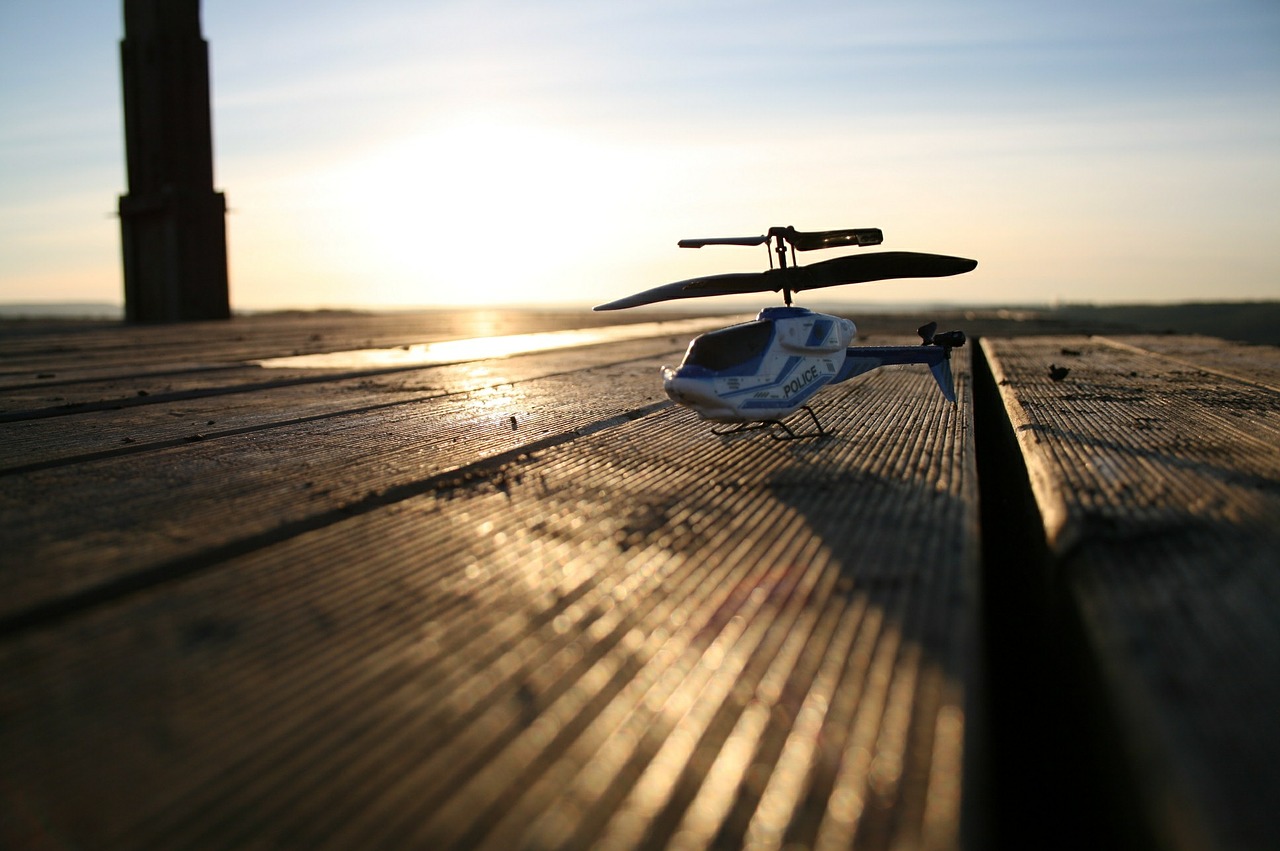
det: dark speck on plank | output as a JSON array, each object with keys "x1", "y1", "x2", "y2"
[{"x1": 181, "y1": 618, "x2": 241, "y2": 651}]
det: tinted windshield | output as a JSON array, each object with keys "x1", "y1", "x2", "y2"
[{"x1": 683, "y1": 321, "x2": 773, "y2": 371}]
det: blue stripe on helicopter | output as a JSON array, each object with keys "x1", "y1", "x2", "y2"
[
  {"x1": 722, "y1": 356, "x2": 804, "y2": 398},
  {"x1": 805, "y1": 319, "x2": 833, "y2": 347}
]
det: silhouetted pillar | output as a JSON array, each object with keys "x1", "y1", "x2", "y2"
[{"x1": 119, "y1": 0, "x2": 230, "y2": 321}]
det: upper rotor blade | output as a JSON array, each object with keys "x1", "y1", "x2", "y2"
[
  {"x1": 786, "y1": 227, "x2": 884, "y2": 251},
  {"x1": 677, "y1": 235, "x2": 768, "y2": 248}
]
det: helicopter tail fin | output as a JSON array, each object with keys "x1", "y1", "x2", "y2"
[
  {"x1": 834, "y1": 333, "x2": 964, "y2": 403},
  {"x1": 929, "y1": 355, "x2": 956, "y2": 403}
]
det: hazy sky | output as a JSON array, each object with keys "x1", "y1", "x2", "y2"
[{"x1": 2, "y1": 0, "x2": 1278, "y2": 311}]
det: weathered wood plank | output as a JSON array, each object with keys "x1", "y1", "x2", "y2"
[
  {"x1": 0, "y1": 348, "x2": 978, "y2": 850},
  {"x1": 1, "y1": 316, "x2": 747, "y2": 620},
  {"x1": 0, "y1": 316, "x2": 733, "y2": 419},
  {"x1": 0, "y1": 336, "x2": 694, "y2": 470},
  {"x1": 981, "y1": 335, "x2": 1280, "y2": 851},
  {"x1": 0, "y1": 355, "x2": 676, "y2": 625},
  {"x1": 1099, "y1": 334, "x2": 1280, "y2": 391},
  {"x1": 0, "y1": 310, "x2": 702, "y2": 372}
]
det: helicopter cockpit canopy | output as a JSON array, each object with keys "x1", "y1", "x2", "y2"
[{"x1": 681, "y1": 320, "x2": 774, "y2": 372}]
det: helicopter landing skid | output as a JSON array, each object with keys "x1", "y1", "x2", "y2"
[{"x1": 711, "y1": 406, "x2": 827, "y2": 441}]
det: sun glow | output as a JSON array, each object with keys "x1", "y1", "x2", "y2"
[{"x1": 319, "y1": 115, "x2": 663, "y2": 306}]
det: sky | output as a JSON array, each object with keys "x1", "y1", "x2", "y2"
[{"x1": 1, "y1": 0, "x2": 1278, "y2": 312}]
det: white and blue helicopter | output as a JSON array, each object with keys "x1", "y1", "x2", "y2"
[{"x1": 594, "y1": 226, "x2": 976, "y2": 439}]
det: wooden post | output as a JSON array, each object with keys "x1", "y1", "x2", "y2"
[{"x1": 118, "y1": 0, "x2": 230, "y2": 322}]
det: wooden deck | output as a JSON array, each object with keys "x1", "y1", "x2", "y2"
[
  {"x1": 1, "y1": 311, "x2": 1276, "y2": 850},
  {"x1": 979, "y1": 334, "x2": 1280, "y2": 851}
]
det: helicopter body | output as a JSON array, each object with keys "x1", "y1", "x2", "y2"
[
  {"x1": 662, "y1": 306, "x2": 958, "y2": 426},
  {"x1": 594, "y1": 225, "x2": 976, "y2": 438}
]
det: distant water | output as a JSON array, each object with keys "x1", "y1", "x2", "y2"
[{"x1": 0, "y1": 302, "x2": 124, "y2": 320}]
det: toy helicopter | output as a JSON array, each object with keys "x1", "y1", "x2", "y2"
[{"x1": 594, "y1": 226, "x2": 976, "y2": 439}]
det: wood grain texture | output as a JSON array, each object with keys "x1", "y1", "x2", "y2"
[
  {"x1": 983, "y1": 335, "x2": 1280, "y2": 851},
  {"x1": 0, "y1": 313, "x2": 978, "y2": 850}
]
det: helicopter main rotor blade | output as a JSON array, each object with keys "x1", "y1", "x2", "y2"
[
  {"x1": 592, "y1": 251, "x2": 977, "y2": 311},
  {"x1": 677, "y1": 235, "x2": 768, "y2": 248},
  {"x1": 593, "y1": 271, "x2": 777, "y2": 310},
  {"x1": 783, "y1": 251, "x2": 977, "y2": 291}
]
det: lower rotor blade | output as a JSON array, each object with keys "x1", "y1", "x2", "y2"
[
  {"x1": 593, "y1": 271, "x2": 775, "y2": 310},
  {"x1": 788, "y1": 251, "x2": 977, "y2": 291},
  {"x1": 592, "y1": 251, "x2": 977, "y2": 310}
]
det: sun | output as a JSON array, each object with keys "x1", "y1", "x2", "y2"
[{"x1": 323, "y1": 114, "x2": 658, "y2": 307}]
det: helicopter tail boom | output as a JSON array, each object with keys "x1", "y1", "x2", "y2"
[{"x1": 834, "y1": 344, "x2": 959, "y2": 402}]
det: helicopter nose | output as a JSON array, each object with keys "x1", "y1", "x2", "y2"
[
  {"x1": 662, "y1": 369, "x2": 738, "y2": 421},
  {"x1": 841, "y1": 317, "x2": 858, "y2": 342}
]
